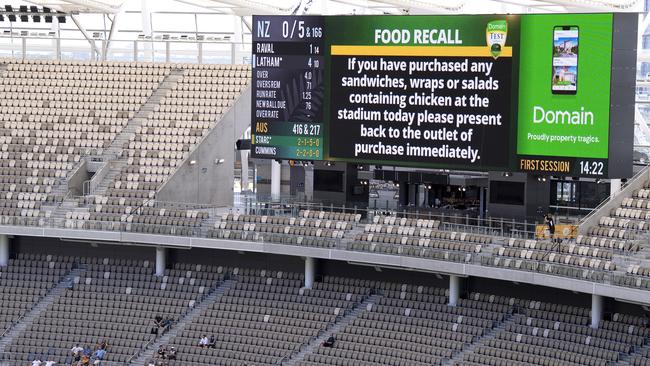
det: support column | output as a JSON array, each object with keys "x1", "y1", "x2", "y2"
[
  {"x1": 240, "y1": 150, "x2": 250, "y2": 191},
  {"x1": 0, "y1": 235, "x2": 8, "y2": 267},
  {"x1": 304, "y1": 257, "x2": 316, "y2": 289},
  {"x1": 610, "y1": 179, "x2": 622, "y2": 196},
  {"x1": 271, "y1": 160, "x2": 282, "y2": 201},
  {"x1": 141, "y1": 0, "x2": 153, "y2": 61},
  {"x1": 155, "y1": 247, "x2": 167, "y2": 277},
  {"x1": 591, "y1": 294, "x2": 603, "y2": 329},
  {"x1": 304, "y1": 164, "x2": 314, "y2": 201},
  {"x1": 449, "y1": 275, "x2": 460, "y2": 307}
]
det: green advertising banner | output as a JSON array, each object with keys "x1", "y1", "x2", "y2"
[{"x1": 517, "y1": 14, "x2": 613, "y2": 160}]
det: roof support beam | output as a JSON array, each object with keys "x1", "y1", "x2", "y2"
[{"x1": 70, "y1": 14, "x2": 101, "y2": 60}]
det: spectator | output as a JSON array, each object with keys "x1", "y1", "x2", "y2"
[
  {"x1": 152, "y1": 315, "x2": 164, "y2": 335},
  {"x1": 80, "y1": 355, "x2": 91, "y2": 366},
  {"x1": 44, "y1": 361, "x2": 56, "y2": 366},
  {"x1": 545, "y1": 214, "x2": 557, "y2": 243},
  {"x1": 161, "y1": 318, "x2": 173, "y2": 328},
  {"x1": 31, "y1": 360, "x2": 42, "y2": 366},
  {"x1": 167, "y1": 347, "x2": 176, "y2": 360},
  {"x1": 156, "y1": 345, "x2": 166, "y2": 358},
  {"x1": 198, "y1": 335, "x2": 209, "y2": 348},
  {"x1": 207, "y1": 335, "x2": 216, "y2": 348},
  {"x1": 154, "y1": 315, "x2": 163, "y2": 327},
  {"x1": 96, "y1": 339, "x2": 108, "y2": 350},
  {"x1": 323, "y1": 335, "x2": 335, "y2": 347},
  {"x1": 71, "y1": 345, "x2": 83, "y2": 362},
  {"x1": 92, "y1": 348, "x2": 106, "y2": 361},
  {"x1": 83, "y1": 346, "x2": 92, "y2": 357}
]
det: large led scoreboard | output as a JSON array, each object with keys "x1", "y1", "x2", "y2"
[
  {"x1": 251, "y1": 14, "x2": 636, "y2": 178},
  {"x1": 252, "y1": 17, "x2": 325, "y2": 161}
]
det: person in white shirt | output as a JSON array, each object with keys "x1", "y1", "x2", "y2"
[
  {"x1": 31, "y1": 360, "x2": 42, "y2": 366},
  {"x1": 198, "y1": 335, "x2": 209, "y2": 348},
  {"x1": 44, "y1": 361, "x2": 56, "y2": 366},
  {"x1": 71, "y1": 345, "x2": 84, "y2": 362}
]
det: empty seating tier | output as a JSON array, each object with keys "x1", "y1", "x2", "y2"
[{"x1": 4, "y1": 255, "x2": 224, "y2": 364}]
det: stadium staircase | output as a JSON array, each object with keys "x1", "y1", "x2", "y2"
[
  {"x1": 442, "y1": 312, "x2": 518, "y2": 366},
  {"x1": 43, "y1": 69, "x2": 186, "y2": 222},
  {"x1": 127, "y1": 279, "x2": 236, "y2": 366},
  {"x1": 281, "y1": 294, "x2": 382, "y2": 366},
  {"x1": 91, "y1": 68, "x2": 186, "y2": 197},
  {"x1": 0, "y1": 266, "x2": 85, "y2": 353}
]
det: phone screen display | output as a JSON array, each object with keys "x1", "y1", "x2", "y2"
[{"x1": 552, "y1": 26, "x2": 579, "y2": 94}]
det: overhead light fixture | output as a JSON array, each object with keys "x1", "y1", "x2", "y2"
[
  {"x1": 19, "y1": 6, "x2": 28, "y2": 22},
  {"x1": 502, "y1": 172, "x2": 512, "y2": 177},
  {"x1": 5, "y1": 5, "x2": 14, "y2": 22},
  {"x1": 30, "y1": 6, "x2": 39, "y2": 22},
  {"x1": 537, "y1": 177, "x2": 547, "y2": 182},
  {"x1": 43, "y1": 7, "x2": 52, "y2": 23}
]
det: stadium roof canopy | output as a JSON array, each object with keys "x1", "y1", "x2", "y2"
[{"x1": 18, "y1": 0, "x2": 644, "y2": 16}]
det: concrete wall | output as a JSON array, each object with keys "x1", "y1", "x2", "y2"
[
  {"x1": 170, "y1": 247, "x2": 304, "y2": 273},
  {"x1": 67, "y1": 160, "x2": 90, "y2": 197},
  {"x1": 14, "y1": 236, "x2": 155, "y2": 261},
  {"x1": 157, "y1": 86, "x2": 251, "y2": 206}
]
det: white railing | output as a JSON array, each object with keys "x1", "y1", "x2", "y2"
[{"x1": 0, "y1": 34, "x2": 252, "y2": 65}]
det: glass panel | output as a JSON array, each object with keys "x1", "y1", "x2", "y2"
[
  {"x1": 169, "y1": 41, "x2": 198, "y2": 63},
  {"x1": 201, "y1": 42, "x2": 233, "y2": 64},
  {"x1": 106, "y1": 40, "x2": 135, "y2": 62},
  {"x1": 0, "y1": 36, "x2": 22, "y2": 58},
  {"x1": 60, "y1": 38, "x2": 92, "y2": 61}
]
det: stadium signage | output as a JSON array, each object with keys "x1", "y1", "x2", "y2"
[{"x1": 251, "y1": 13, "x2": 636, "y2": 178}]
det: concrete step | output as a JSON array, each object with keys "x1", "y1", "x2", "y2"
[{"x1": 127, "y1": 279, "x2": 236, "y2": 366}]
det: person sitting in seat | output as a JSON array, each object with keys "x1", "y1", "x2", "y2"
[
  {"x1": 71, "y1": 345, "x2": 84, "y2": 362},
  {"x1": 207, "y1": 335, "x2": 216, "y2": 348},
  {"x1": 96, "y1": 339, "x2": 108, "y2": 350},
  {"x1": 152, "y1": 315, "x2": 164, "y2": 335},
  {"x1": 44, "y1": 361, "x2": 56, "y2": 366},
  {"x1": 79, "y1": 355, "x2": 91, "y2": 366},
  {"x1": 323, "y1": 335, "x2": 335, "y2": 348},
  {"x1": 161, "y1": 318, "x2": 173, "y2": 328},
  {"x1": 92, "y1": 348, "x2": 106, "y2": 362},
  {"x1": 156, "y1": 345, "x2": 166, "y2": 359},
  {"x1": 167, "y1": 347, "x2": 176, "y2": 360},
  {"x1": 154, "y1": 315, "x2": 164, "y2": 327},
  {"x1": 31, "y1": 359, "x2": 42, "y2": 366},
  {"x1": 198, "y1": 335, "x2": 209, "y2": 348}
]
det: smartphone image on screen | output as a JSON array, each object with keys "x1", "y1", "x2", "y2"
[{"x1": 551, "y1": 26, "x2": 579, "y2": 95}]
